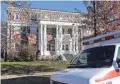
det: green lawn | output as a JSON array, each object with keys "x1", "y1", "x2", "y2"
[{"x1": 1, "y1": 61, "x2": 69, "y2": 75}]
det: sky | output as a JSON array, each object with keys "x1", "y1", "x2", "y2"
[{"x1": 1, "y1": 1, "x2": 87, "y2": 21}]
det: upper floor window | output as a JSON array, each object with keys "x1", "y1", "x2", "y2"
[
  {"x1": 16, "y1": 13, "x2": 19, "y2": 19},
  {"x1": 31, "y1": 13, "x2": 37, "y2": 21},
  {"x1": 75, "y1": 43, "x2": 76, "y2": 51},
  {"x1": 15, "y1": 13, "x2": 20, "y2": 20}
]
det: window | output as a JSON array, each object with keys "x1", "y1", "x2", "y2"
[
  {"x1": 51, "y1": 44, "x2": 55, "y2": 51},
  {"x1": 75, "y1": 43, "x2": 76, "y2": 51},
  {"x1": 66, "y1": 45, "x2": 69, "y2": 51},
  {"x1": 31, "y1": 13, "x2": 37, "y2": 21},
  {"x1": 21, "y1": 26, "x2": 27, "y2": 33},
  {"x1": 66, "y1": 29, "x2": 68, "y2": 34},
  {"x1": 117, "y1": 47, "x2": 120, "y2": 68},
  {"x1": 16, "y1": 13, "x2": 19, "y2": 19},
  {"x1": 47, "y1": 44, "x2": 51, "y2": 51},
  {"x1": 47, "y1": 44, "x2": 55, "y2": 51},
  {"x1": 68, "y1": 29, "x2": 72, "y2": 37},
  {"x1": 117, "y1": 47, "x2": 120, "y2": 59},
  {"x1": 15, "y1": 13, "x2": 20, "y2": 20},
  {"x1": 62, "y1": 29, "x2": 64, "y2": 34},
  {"x1": 70, "y1": 45, "x2": 115, "y2": 68},
  {"x1": 62, "y1": 45, "x2": 64, "y2": 50}
]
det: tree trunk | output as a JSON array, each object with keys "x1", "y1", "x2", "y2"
[{"x1": 93, "y1": 1, "x2": 97, "y2": 36}]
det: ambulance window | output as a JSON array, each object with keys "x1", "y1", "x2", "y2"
[
  {"x1": 69, "y1": 45, "x2": 115, "y2": 68},
  {"x1": 118, "y1": 47, "x2": 120, "y2": 59},
  {"x1": 117, "y1": 47, "x2": 120, "y2": 68},
  {"x1": 104, "y1": 46, "x2": 115, "y2": 60}
]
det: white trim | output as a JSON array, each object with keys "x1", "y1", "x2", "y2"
[
  {"x1": 40, "y1": 21, "x2": 80, "y2": 26},
  {"x1": 8, "y1": 22, "x2": 27, "y2": 26}
]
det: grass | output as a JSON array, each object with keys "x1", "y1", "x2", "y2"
[{"x1": 1, "y1": 61, "x2": 69, "y2": 75}]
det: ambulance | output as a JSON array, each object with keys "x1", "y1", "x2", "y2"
[{"x1": 50, "y1": 30, "x2": 120, "y2": 84}]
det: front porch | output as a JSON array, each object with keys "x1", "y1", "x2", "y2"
[{"x1": 38, "y1": 21, "x2": 79, "y2": 56}]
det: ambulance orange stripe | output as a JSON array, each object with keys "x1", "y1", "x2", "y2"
[{"x1": 95, "y1": 70, "x2": 120, "y2": 82}]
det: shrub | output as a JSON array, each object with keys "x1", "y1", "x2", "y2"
[{"x1": 39, "y1": 56, "x2": 58, "y2": 61}]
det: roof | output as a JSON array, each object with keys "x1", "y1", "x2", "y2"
[
  {"x1": 30, "y1": 7, "x2": 84, "y2": 15},
  {"x1": 8, "y1": 6, "x2": 85, "y2": 15}
]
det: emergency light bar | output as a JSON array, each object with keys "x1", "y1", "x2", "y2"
[{"x1": 83, "y1": 30, "x2": 120, "y2": 45}]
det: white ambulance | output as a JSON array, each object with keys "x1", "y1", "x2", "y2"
[{"x1": 50, "y1": 30, "x2": 120, "y2": 84}]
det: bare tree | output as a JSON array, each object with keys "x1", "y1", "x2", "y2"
[
  {"x1": 1, "y1": 21, "x2": 7, "y2": 61},
  {"x1": 84, "y1": 1, "x2": 120, "y2": 35},
  {"x1": 1, "y1": 1, "x2": 35, "y2": 61}
]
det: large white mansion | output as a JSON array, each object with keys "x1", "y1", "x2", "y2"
[{"x1": 7, "y1": 7, "x2": 94, "y2": 56}]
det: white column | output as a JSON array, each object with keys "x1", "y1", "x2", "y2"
[
  {"x1": 75, "y1": 25, "x2": 79, "y2": 54},
  {"x1": 38, "y1": 24, "x2": 41, "y2": 52},
  {"x1": 70, "y1": 39, "x2": 72, "y2": 54},
  {"x1": 72, "y1": 25, "x2": 75, "y2": 55},
  {"x1": 79, "y1": 27, "x2": 84, "y2": 50},
  {"x1": 73, "y1": 25, "x2": 79, "y2": 55},
  {"x1": 40, "y1": 24, "x2": 43, "y2": 55},
  {"x1": 43, "y1": 24, "x2": 47, "y2": 55},
  {"x1": 59, "y1": 25, "x2": 62, "y2": 55},
  {"x1": 56, "y1": 25, "x2": 59, "y2": 55}
]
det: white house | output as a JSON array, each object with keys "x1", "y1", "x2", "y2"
[{"x1": 7, "y1": 7, "x2": 94, "y2": 56}]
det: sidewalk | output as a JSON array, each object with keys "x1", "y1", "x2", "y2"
[{"x1": 1, "y1": 72, "x2": 55, "y2": 79}]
